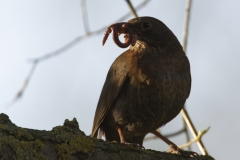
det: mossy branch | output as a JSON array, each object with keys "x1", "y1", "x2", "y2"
[{"x1": 0, "y1": 113, "x2": 214, "y2": 160}]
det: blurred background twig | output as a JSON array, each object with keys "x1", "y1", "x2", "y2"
[{"x1": 8, "y1": 0, "x2": 150, "y2": 106}]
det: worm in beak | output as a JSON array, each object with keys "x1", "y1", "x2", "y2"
[{"x1": 102, "y1": 22, "x2": 137, "y2": 48}]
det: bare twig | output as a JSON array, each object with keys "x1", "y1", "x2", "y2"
[
  {"x1": 126, "y1": 0, "x2": 138, "y2": 18},
  {"x1": 144, "y1": 128, "x2": 185, "y2": 141},
  {"x1": 179, "y1": 127, "x2": 210, "y2": 149},
  {"x1": 118, "y1": 0, "x2": 149, "y2": 21},
  {"x1": 183, "y1": 116, "x2": 191, "y2": 151},
  {"x1": 29, "y1": 0, "x2": 149, "y2": 63},
  {"x1": 181, "y1": 108, "x2": 208, "y2": 155},
  {"x1": 180, "y1": 0, "x2": 208, "y2": 155},
  {"x1": 6, "y1": 62, "x2": 38, "y2": 107},
  {"x1": 81, "y1": 0, "x2": 90, "y2": 34},
  {"x1": 181, "y1": 0, "x2": 193, "y2": 151},
  {"x1": 182, "y1": 0, "x2": 192, "y2": 52},
  {"x1": 29, "y1": 33, "x2": 101, "y2": 63},
  {"x1": 9, "y1": 0, "x2": 150, "y2": 105}
]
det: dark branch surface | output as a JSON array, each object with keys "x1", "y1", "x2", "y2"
[
  {"x1": 0, "y1": 113, "x2": 213, "y2": 160},
  {"x1": 0, "y1": 113, "x2": 214, "y2": 160}
]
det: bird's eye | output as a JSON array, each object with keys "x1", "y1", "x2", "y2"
[{"x1": 142, "y1": 21, "x2": 151, "y2": 29}]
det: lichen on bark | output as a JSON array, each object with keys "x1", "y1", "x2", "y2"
[{"x1": 0, "y1": 113, "x2": 214, "y2": 160}]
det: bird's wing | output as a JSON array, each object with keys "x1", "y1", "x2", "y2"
[{"x1": 91, "y1": 58, "x2": 128, "y2": 137}]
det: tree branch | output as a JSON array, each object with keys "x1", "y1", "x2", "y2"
[{"x1": 0, "y1": 113, "x2": 214, "y2": 160}]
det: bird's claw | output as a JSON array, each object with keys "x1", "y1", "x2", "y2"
[{"x1": 166, "y1": 144, "x2": 198, "y2": 157}]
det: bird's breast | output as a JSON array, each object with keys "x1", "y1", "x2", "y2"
[{"x1": 111, "y1": 51, "x2": 190, "y2": 132}]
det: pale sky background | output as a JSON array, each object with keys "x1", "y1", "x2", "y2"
[{"x1": 1, "y1": 0, "x2": 240, "y2": 159}]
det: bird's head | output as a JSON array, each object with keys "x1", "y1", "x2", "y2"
[{"x1": 103, "y1": 16, "x2": 180, "y2": 49}]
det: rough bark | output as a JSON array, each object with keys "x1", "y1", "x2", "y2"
[{"x1": 0, "y1": 113, "x2": 214, "y2": 160}]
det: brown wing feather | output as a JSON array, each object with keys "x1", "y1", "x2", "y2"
[{"x1": 91, "y1": 54, "x2": 129, "y2": 137}]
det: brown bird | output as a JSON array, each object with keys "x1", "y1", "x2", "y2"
[{"x1": 91, "y1": 16, "x2": 196, "y2": 157}]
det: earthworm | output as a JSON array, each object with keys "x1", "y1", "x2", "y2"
[{"x1": 102, "y1": 22, "x2": 135, "y2": 48}]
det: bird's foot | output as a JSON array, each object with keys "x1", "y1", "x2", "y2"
[
  {"x1": 121, "y1": 142, "x2": 145, "y2": 150},
  {"x1": 166, "y1": 144, "x2": 198, "y2": 157}
]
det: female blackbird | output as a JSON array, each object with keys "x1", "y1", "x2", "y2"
[{"x1": 91, "y1": 17, "x2": 196, "y2": 157}]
